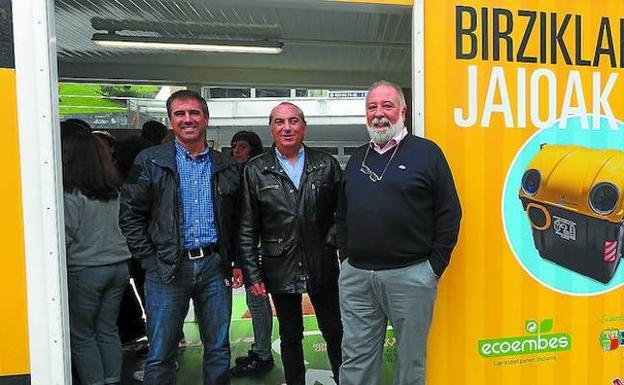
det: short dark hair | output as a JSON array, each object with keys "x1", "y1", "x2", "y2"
[
  {"x1": 115, "y1": 136, "x2": 153, "y2": 180},
  {"x1": 92, "y1": 130, "x2": 117, "y2": 151},
  {"x1": 61, "y1": 128, "x2": 120, "y2": 200},
  {"x1": 166, "y1": 90, "x2": 209, "y2": 118},
  {"x1": 61, "y1": 119, "x2": 90, "y2": 140},
  {"x1": 63, "y1": 118, "x2": 90, "y2": 131},
  {"x1": 141, "y1": 120, "x2": 168, "y2": 145},
  {"x1": 231, "y1": 130, "x2": 264, "y2": 159},
  {"x1": 269, "y1": 102, "x2": 306, "y2": 125}
]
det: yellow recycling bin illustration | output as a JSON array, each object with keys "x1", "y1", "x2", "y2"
[{"x1": 518, "y1": 144, "x2": 624, "y2": 284}]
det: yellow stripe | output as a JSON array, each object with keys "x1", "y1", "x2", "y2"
[{"x1": 0, "y1": 68, "x2": 29, "y2": 375}]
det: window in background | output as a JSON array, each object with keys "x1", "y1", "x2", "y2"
[
  {"x1": 255, "y1": 88, "x2": 290, "y2": 98},
  {"x1": 205, "y1": 88, "x2": 251, "y2": 99}
]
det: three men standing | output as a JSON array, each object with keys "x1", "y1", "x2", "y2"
[
  {"x1": 120, "y1": 90, "x2": 241, "y2": 385},
  {"x1": 118, "y1": 83, "x2": 459, "y2": 385},
  {"x1": 239, "y1": 102, "x2": 343, "y2": 385},
  {"x1": 337, "y1": 81, "x2": 462, "y2": 385}
]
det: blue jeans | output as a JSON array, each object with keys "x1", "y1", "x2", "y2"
[
  {"x1": 245, "y1": 286, "x2": 273, "y2": 360},
  {"x1": 68, "y1": 262, "x2": 129, "y2": 385},
  {"x1": 144, "y1": 253, "x2": 232, "y2": 385}
]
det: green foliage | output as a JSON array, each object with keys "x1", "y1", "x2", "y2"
[
  {"x1": 59, "y1": 83, "x2": 159, "y2": 116},
  {"x1": 98, "y1": 84, "x2": 159, "y2": 98}
]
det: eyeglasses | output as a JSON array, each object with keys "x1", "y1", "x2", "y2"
[
  {"x1": 359, "y1": 144, "x2": 399, "y2": 182},
  {"x1": 360, "y1": 163, "x2": 382, "y2": 182}
]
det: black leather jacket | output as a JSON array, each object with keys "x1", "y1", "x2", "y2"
[
  {"x1": 119, "y1": 142, "x2": 241, "y2": 283},
  {"x1": 239, "y1": 146, "x2": 342, "y2": 294}
]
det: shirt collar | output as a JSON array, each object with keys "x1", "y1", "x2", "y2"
[
  {"x1": 275, "y1": 145, "x2": 305, "y2": 160},
  {"x1": 370, "y1": 127, "x2": 408, "y2": 152},
  {"x1": 175, "y1": 140, "x2": 209, "y2": 159}
]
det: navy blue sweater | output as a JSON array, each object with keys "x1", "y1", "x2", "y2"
[{"x1": 336, "y1": 134, "x2": 461, "y2": 276}]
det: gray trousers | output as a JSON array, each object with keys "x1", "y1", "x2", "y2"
[
  {"x1": 338, "y1": 259, "x2": 437, "y2": 385},
  {"x1": 245, "y1": 285, "x2": 273, "y2": 360},
  {"x1": 68, "y1": 262, "x2": 129, "y2": 385}
]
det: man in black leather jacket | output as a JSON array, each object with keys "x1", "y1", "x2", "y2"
[
  {"x1": 239, "y1": 102, "x2": 343, "y2": 385},
  {"x1": 119, "y1": 90, "x2": 241, "y2": 385}
]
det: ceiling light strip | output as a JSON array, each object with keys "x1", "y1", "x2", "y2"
[{"x1": 91, "y1": 34, "x2": 283, "y2": 55}]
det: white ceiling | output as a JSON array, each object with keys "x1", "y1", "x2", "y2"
[{"x1": 54, "y1": 0, "x2": 412, "y2": 88}]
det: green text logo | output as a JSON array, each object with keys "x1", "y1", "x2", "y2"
[{"x1": 478, "y1": 319, "x2": 571, "y2": 358}]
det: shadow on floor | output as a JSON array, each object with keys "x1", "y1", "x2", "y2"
[{"x1": 120, "y1": 323, "x2": 287, "y2": 385}]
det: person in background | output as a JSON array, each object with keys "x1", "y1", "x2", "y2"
[
  {"x1": 230, "y1": 130, "x2": 263, "y2": 165},
  {"x1": 141, "y1": 120, "x2": 169, "y2": 145},
  {"x1": 93, "y1": 130, "x2": 117, "y2": 153},
  {"x1": 116, "y1": 136, "x2": 154, "y2": 182},
  {"x1": 114, "y1": 136, "x2": 154, "y2": 348},
  {"x1": 228, "y1": 130, "x2": 275, "y2": 377},
  {"x1": 63, "y1": 118, "x2": 91, "y2": 132},
  {"x1": 62, "y1": 124, "x2": 131, "y2": 385}
]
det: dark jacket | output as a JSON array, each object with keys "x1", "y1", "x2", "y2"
[
  {"x1": 119, "y1": 141, "x2": 241, "y2": 283},
  {"x1": 239, "y1": 146, "x2": 342, "y2": 294}
]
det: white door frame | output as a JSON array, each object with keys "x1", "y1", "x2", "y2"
[{"x1": 13, "y1": 0, "x2": 70, "y2": 383}]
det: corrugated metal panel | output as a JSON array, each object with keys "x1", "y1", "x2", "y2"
[{"x1": 54, "y1": 0, "x2": 411, "y2": 85}]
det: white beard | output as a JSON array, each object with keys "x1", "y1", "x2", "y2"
[{"x1": 367, "y1": 116, "x2": 404, "y2": 145}]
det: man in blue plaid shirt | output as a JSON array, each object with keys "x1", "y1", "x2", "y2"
[{"x1": 120, "y1": 90, "x2": 242, "y2": 385}]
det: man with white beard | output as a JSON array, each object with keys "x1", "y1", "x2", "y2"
[{"x1": 336, "y1": 81, "x2": 462, "y2": 385}]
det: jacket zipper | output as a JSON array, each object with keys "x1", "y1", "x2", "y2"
[
  {"x1": 170, "y1": 170, "x2": 183, "y2": 282},
  {"x1": 266, "y1": 161, "x2": 320, "y2": 287},
  {"x1": 212, "y1": 167, "x2": 223, "y2": 259}
]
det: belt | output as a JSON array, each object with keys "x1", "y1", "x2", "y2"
[{"x1": 183, "y1": 244, "x2": 218, "y2": 260}]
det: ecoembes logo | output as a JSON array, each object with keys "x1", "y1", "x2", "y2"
[{"x1": 479, "y1": 319, "x2": 571, "y2": 358}]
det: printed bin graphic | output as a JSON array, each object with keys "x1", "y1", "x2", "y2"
[{"x1": 519, "y1": 144, "x2": 624, "y2": 284}]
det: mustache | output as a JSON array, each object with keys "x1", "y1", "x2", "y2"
[
  {"x1": 366, "y1": 115, "x2": 404, "y2": 145},
  {"x1": 371, "y1": 117, "x2": 391, "y2": 128}
]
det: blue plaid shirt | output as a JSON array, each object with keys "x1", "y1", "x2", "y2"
[{"x1": 175, "y1": 141, "x2": 218, "y2": 250}]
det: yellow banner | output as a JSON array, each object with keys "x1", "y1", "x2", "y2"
[
  {"x1": 0, "y1": 67, "x2": 29, "y2": 376},
  {"x1": 426, "y1": 1, "x2": 624, "y2": 384}
]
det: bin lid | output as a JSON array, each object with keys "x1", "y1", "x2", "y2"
[{"x1": 519, "y1": 144, "x2": 624, "y2": 223}]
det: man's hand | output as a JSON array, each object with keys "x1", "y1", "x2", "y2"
[
  {"x1": 232, "y1": 268, "x2": 244, "y2": 289},
  {"x1": 249, "y1": 281, "x2": 267, "y2": 297}
]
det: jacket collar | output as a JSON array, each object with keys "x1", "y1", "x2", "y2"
[
  {"x1": 149, "y1": 141, "x2": 177, "y2": 171},
  {"x1": 263, "y1": 145, "x2": 327, "y2": 176}
]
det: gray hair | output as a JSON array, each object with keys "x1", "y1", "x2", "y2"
[{"x1": 367, "y1": 80, "x2": 407, "y2": 108}]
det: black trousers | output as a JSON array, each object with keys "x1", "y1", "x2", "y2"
[
  {"x1": 271, "y1": 286, "x2": 343, "y2": 385},
  {"x1": 117, "y1": 259, "x2": 146, "y2": 343}
]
